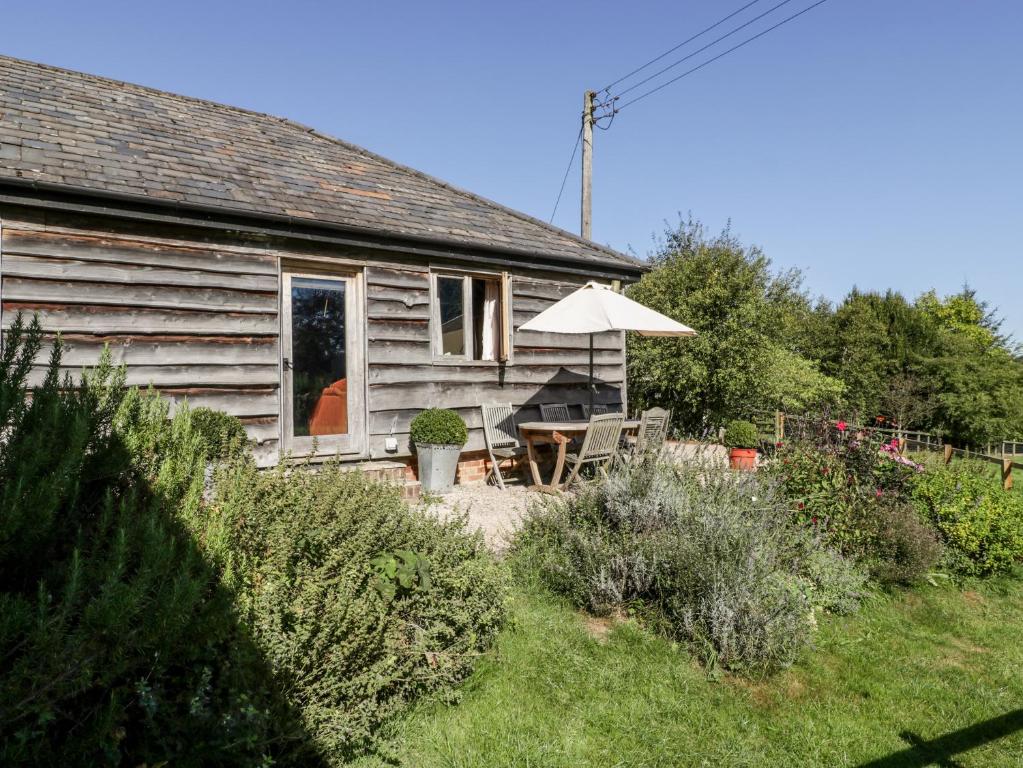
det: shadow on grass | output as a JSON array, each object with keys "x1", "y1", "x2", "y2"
[{"x1": 856, "y1": 709, "x2": 1023, "y2": 768}]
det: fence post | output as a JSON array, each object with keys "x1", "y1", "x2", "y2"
[
  {"x1": 898, "y1": 437, "x2": 907, "y2": 456},
  {"x1": 775, "y1": 411, "x2": 785, "y2": 442},
  {"x1": 1003, "y1": 458, "x2": 1014, "y2": 491},
  {"x1": 944, "y1": 444, "x2": 953, "y2": 465}
]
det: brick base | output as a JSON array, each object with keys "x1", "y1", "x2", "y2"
[{"x1": 402, "y1": 449, "x2": 520, "y2": 488}]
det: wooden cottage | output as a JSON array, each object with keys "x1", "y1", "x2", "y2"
[{"x1": 0, "y1": 56, "x2": 644, "y2": 484}]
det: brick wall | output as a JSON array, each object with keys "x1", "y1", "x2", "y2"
[{"x1": 402, "y1": 449, "x2": 517, "y2": 487}]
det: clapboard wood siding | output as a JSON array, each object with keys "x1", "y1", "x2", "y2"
[
  {"x1": 1, "y1": 209, "x2": 630, "y2": 466},
  {"x1": 0, "y1": 211, "x2": 282, "y2": 461},
  {"x1": 364, "y1": 269, "x2": 626, "y2": 459}
]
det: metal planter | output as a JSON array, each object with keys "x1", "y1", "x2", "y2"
[{"x1": 416, "y1": 443, "x2": 461, "y2": 493}]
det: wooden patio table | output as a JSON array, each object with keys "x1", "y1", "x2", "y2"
[{"x1": 518, "y1": 419, "x2": 640, "y2": 492}]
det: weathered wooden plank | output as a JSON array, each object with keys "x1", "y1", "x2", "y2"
[
  {"x1": 512, "y1": 278, "x2": 582, "y2": 302},
  {"x1": 25, "y1": 363, "x2": 279, "y2": 388},
  {"x1": 366, "y1": 284, "x2": 430, "y2": 307},
  {"x1": 513, "y1": 347, "x2": 624, "y2": 366},
  {"x1": 367, "y1": 339, "x2": 433, "y2": 365},
  {"x1": 36, "y1": 335, "x2": 278, "y2": 366},
  {"x1": 2, "y1": 253, "x2": 277, "y2": 292},
  {"x1": 510, "y1": 296, "x2": 565, "y2": 315},
  {"x1": 366, "y1": 298, "x2": 429, "y2": 321},
  {"x1": 161, "y1": 387, "x2": 279, "y2": 417},
  {"x1": 365, "y1": 266, "x2": 430, "y2": 290},
  {"x1": 370, "y1": 406, "x2": 485, "y2": 436},
  {"x1": 368, "y1": 380, "x2": 622, "y2": 412},
  {"x1": 1, "y1": 227, "x2": 277, "y2": 275},
  {"x1": 368, "y1": 363, "x2": 624, "y2": 386},
  {"x1": 3, "y1": 277, "x2": 277, "y2": 315},
  {"x1": 513, "y1": 327, "x2": 622, "y2": 351},
  {"x1": 3, "y1": 303, "x2": 279, "y2": 335},
  {"x1": 366, "y1": 318, "x2": 430, "y2": 342}
]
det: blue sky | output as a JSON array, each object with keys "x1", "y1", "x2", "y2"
[{"x1": 5, "y1": 0, "x2": 1022, "y2": 339}]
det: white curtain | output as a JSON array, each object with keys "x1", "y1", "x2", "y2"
[{"x1": 481, "y1": 281, "x2": 500, "y2": 361}]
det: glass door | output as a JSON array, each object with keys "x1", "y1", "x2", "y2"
[{"x1": 281, "y1": 271, "x2": 364, "y2": 455}]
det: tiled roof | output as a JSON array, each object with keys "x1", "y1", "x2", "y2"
[{"x1": 0, "y1": 55, "x2": 642, "y2": 272}]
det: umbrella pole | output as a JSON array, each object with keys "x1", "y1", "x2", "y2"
[{"x1": 588, "y1": 333, "x2": 594, "y2": 415}]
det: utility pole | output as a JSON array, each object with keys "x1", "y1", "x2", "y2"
[{"x1": 580, "y1": 90, "x2": 595, "y2": 239}]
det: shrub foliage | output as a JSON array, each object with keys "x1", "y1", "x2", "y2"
[
  {"x1": 514, "y1": 455, "x2": 865, "y2": 675},
  {"x1": 723, "y1": 420, "x2": 758, "y2": 449},
  {"x1": 0, "y1": 316, "x2": 287, "y2": 766},
  {"x1": 207, "y1": 458, "x2": 506, "y2": 762},
  {"x1": 0, "y1": 315, "x2": 504, "y2": 765},
  {"x1": 911, "y1": 461, "x2": 1023, "y2": 576},
  {"x1": 410, "y1": 408, "x2": 468, "y2": 447},
  {"x1": 771, "y1": 424, "x2": 940, "y2": 585}
]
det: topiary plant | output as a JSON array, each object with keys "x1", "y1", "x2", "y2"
[
  {"x1": 723, "y1": 420, "x2": 759, "y2": 449},
  {"x1": 410, "y1": 408, "x2": 468, "y2": 447}
]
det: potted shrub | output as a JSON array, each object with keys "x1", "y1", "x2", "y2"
[
  {"x1": 410, "y1": 408, "x2": 468, "y2": 493},
  {"x1": 724, "y1": 419, "x2": 759, "y2": 471}
]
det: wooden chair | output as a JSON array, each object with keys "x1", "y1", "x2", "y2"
[
  {"x1": 540, "y1": 403, "x2": 571, "y2": 422},
  {"x1": 481, "y1": 403, "x2": 526, "y2": 490},
  {"x1": 634, "y1": 407, "x2": 671, "y2": 454},
  {"x1": 580, "y1": 403, "x2": 609, "y2": 419},
  {"x1": 561, "y1": 413, "x2": 625, "y2": 488}
]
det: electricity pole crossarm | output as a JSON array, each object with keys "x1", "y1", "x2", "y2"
[{"x1": 580, "y1": 90, "x2": 595, "y2": 240}]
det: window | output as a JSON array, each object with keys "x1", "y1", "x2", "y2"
[{"x1": 432, "y1": 271, "x2": 510, "y2": 362}]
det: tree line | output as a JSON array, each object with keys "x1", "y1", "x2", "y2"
[{"x1": 626, "y1": 217, "x2": 1023, "y2": 446}]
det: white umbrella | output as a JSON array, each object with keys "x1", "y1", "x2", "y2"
[{"x1": 518, "y1": 281, "x2": 696, "y2": 411}]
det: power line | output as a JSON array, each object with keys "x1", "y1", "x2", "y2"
[
  {"x1": 613, "y1": 0, "x2": 797, "y2": 100},
  {"x1": 617, "y1": 0, "x2": 834, "y2": 112},
  {"x1": 549, "y1": 126, "x2": 583, "y2": 224},
  {"x1": 600, "y1": 0, "x2": 767, "y2": 93}
]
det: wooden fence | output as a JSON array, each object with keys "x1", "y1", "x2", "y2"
[{"x1": 753, "y1": 410, "x2": 1021, "y2": 491}]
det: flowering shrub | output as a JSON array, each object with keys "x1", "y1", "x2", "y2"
[{"x1": 770, "y1": 423, "x2": 939, "y2": 583}]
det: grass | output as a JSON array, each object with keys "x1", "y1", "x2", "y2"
[{"x1": 371, "y1": 573, "x2": 1023, "y2": 767}]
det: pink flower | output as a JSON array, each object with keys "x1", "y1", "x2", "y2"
[
  {"x1": 775, "y1": 441, "x2": 784, "y2": 448},
  {"x1": 836, "y1": 421, "x2": 848, "y2": 432},
  {"x1": 875, "y1": 488, "x2": 883, "y2": 498}
]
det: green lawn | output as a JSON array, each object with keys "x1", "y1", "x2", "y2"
[{"x1": 373, "y1": 574, "x2": 1023, "y2": 767}]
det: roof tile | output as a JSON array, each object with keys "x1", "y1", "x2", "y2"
[{"x1": 0, "y1": 55, "x2": 640, "y2": 272}]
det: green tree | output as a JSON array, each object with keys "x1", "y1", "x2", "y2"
[{"x1": 626, "y1": 218, "x2": 809, "y2": 433}]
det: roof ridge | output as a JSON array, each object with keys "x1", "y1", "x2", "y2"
[{"x1": 0, "y1": 54, "x2": 638, "y2": 267}]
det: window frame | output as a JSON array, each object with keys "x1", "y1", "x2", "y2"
[
  {"x1": 429, "y1": 269, "x2": 511, "y2": 365},
  {"x1": 280, "y1": 267, "x2": 367, "y2": 458}
]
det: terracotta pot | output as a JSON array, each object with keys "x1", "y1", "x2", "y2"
[{"x1": 728, "y1": 447, "x2": 758, "y2": 471}]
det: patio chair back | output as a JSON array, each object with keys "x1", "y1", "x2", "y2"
[
  {"x1": 580, "y1": 403, "x2": 609, "y2": 419},
  {"x1": 540, "y1": 403, "x2": 571, "y2": 422},
  {"x1": 578, "y1": 413, "x2": 626, "y2": 463},
  {"x1": 635, "y1": 407, "x2": 671, "y2": 453},
  {"x1": 482, "y1": 403, "x2": 518, "y2": 450}
]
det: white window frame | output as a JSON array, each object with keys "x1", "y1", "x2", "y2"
[
  {"x1": 429, "y1": 269, "x2": 511, "y2": 364},
  {"x1": 280, "y1": 268, "x2": 366, "y2": 457}
]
